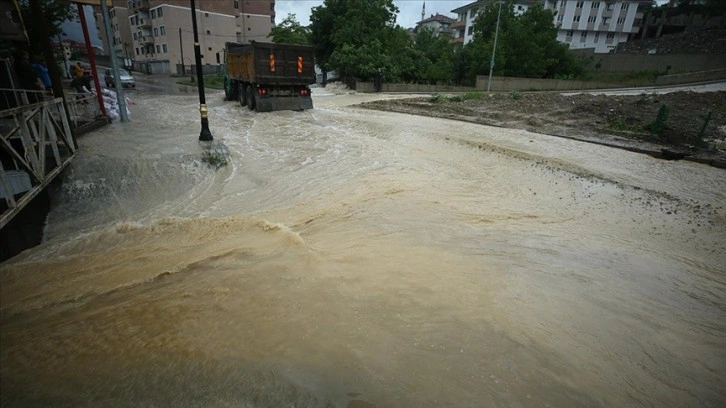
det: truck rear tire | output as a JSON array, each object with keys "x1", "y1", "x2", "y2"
[
  {"x1": 246, "y1": 86, "x2": 256, "y2": 111},
  {"x1": 239, "y1": 85, "x2": 247, "y2": 107},
  {"x1": 224, "y1": 78, "x2": 238, "y2": 101}
]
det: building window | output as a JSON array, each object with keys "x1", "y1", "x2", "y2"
[
  {"x1": 234, "y1": 0, "x2": 239, "y2": 9},
  {"x1": 606, "y1": 2, "x2": 614, "y2": 11},
  {"x1": 557, "y1": 14, "x2": 564, "y2": 23},
  {"x1": 271, "y1": 1, "x2": 274, "y2": 11},
  {"x1": 617, "y1": 17, "x2": 625, "y2": 24},
  {"x1": 592, "y1": 1, "x2": 600, "y2": 8},
  {"x1": 205, "y1": 12, "x2": 209, "y2": 17},
  {"x1": 135, "y1": 47, "x2": 139, "y2": 55},
  {"x1": 162, "y1": 44, "x2": 167, "y2": 53},
  {"x1": 602, "y1": 17, "x2": 610, "y2": 25},
  {"x1": 576, "y1": 1, "x2": 584, "y2": 8},
  {"x1": 156, "y1": 44, "x2": 160, "y2": 53},
  {"x1": 566, "y1": 30, "x2": 574, "y2": 42},
  {"x1": 580, "y1": 31, "x2": 587, "y2": 42},
  {"x1": 621, "y1": 3, "x2": 629, "y2": 10},
  {"x1": 133, "y1": 32, "x2": 137, "y2": 40},
  {"x1": 606, "y1": 32, "x2": 615, "y2": 44},
  {"x1": 588, "y1": 16, "x2": 596, "y2": 23},
  {"x1": 469, "y1": 8, "x2": 476, "y2": 19},
  {"x1": 160, "y1": 26, "x2": 165, "y2": 35},
  {"x1": 157, "y1": 8, "x2": 163, "y2": 17},
  {"x1": 594, "y1": 32, "x2": 600, "y2": 43},
  {"x1": 206, "y1": 30, "x2": 210, "y2": 34},
  {"x1": 208, "y1": 46, "x2": 212, "y2": 51},
  {"x1": 573, "y1": 15, "x2": 581, "y2": 22},
  {"x1": 154, "y1": 27, "x2": 158, "y2": 36},
  {"x1": 151, "y1": 9, "x2": 156, "y2": 18},
  {"x1": 467, "y1": 26, "x2": 473, "y2": 35}
]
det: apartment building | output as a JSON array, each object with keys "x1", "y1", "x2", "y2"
[
  {"x1": 451, "y1": 0, "x2": 533, "y2": 45},
  {"x1": 543, "y1": 0, "x2": 648, "y2": 53},
  {"x1": 110, "y1": 0, "x2": 274, "y2": 74},
  {"x1": 94, "y1": 0, "x2": 134, "y2": 66}
]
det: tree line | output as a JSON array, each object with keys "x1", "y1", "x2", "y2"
[{"x1": 268, "y1": 0, "x2": 585, "y2": 86}]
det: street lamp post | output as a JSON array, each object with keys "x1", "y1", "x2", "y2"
[
  {"x1": 190, "y1": 0, "x2": 213, "y2": 141},
  {"x1": 487, "y1": 1, "x2": 503, "y2": 93}
]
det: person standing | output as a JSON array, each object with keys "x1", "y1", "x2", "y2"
[
  {"x1": 32, "y1": 57, "x2": 52, "y2": 90},
  {"x1": 374, "y1": 68, "x2": 383, "y2": 93},
  {"x1": 13, "y1": 50, "x2": 43, "y2": 103}
]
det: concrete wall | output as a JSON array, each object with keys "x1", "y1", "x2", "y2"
[
  {"x1": 475, "y1": 76, "x2": 623, "y2": 91},
  {"x1": 575, "y1": 50, "x2": 726, "y2": 72},
  {"x1": 655, "y1": 68, "x2": 726, "y2": 85},
  {"x1": 356, "y1": 82, "x2": 476, "y2": 93}
]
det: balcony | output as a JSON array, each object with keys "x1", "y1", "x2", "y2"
[
  {"x1": 451, "y1": 20, "x2": 466, "y2": 29},
  {"x1": 133, "y1": 0, "x2": 150, "y2": 11},
  {"x1": 140, "y1": 36, "x2": 154, "y2": 45},
  {"x1": 139, "y1": 18, "x2": 151, "y2": 28}
]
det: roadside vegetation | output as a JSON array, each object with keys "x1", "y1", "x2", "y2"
[
  {"x1": 177, "y1": 73, "x2": 225, "y2": 90},
  {"x1": 270, "y1": 0, "x2": 584, "y2": 87}
]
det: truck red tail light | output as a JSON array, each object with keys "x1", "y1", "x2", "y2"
[
  {"x1": 257, "y1": 88, "x2": 268, "y2": 95},
  {"x1": 299, "y1": 89, "x2": 309, "y2": 96}
]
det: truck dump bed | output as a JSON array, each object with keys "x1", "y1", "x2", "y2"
[{"x1": 226, "y1": 42, "x2": 316, "y2": 86}]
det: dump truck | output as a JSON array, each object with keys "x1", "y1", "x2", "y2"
[{"x1": 222, "y1": 41, "x2": 315, "y2": 112}]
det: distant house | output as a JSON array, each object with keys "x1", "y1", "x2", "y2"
[
  {"x1": 416, "y1": 13, "x2": 456, "y2": 37},
  {"x1": 450, "y1": 0, "x2": 533, "y2": 45}
]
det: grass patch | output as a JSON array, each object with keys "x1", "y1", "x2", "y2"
[{"x1": 178, "y1": 73, "x2": 225, "y2": 89}]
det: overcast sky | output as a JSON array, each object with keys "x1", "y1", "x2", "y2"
[
  {"x1": 276, "y1": 0, "x2": 472, "y2": 29},
  {"x1": 277, "y1": 0, "x2": 670, "y2": 29}
]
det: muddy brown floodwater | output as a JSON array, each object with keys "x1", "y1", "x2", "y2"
[{"x1": 1, "y1": 89, "x2": 725, "y2": 408}]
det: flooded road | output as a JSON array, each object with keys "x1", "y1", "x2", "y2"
[{"x1": 1, "y1": 89, "x2": 725, "y2": 407}]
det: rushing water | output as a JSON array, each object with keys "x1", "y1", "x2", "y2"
[{"x1": 1, "y1": 89, "x2": 725, "y2": 408}]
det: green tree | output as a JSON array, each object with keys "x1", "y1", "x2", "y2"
[
  {"x1": 16, "y1": 0, "x2": 76, "y2": 56},
  {"x1": 414, "y1": 28, "x2": 455, "y2": 84},
  {"x1": 464, "y1": 1, "x2": 582, "y2": 82},
  {"x1": 268, "y1": 13, "x2": 311, "y2": 44},
  {"x1": 310, "y1": 0, "x2": 399, "y2": 81}
]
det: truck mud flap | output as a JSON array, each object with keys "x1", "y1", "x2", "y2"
[{"x1": 256, "y1": 97, "x2": 313, "y2": 112}]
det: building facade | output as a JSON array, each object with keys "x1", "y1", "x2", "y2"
[
  {"x1": 97, "y1": 0, "x2": 274, "y2": 74},
  {"x1": 451, "y1": 0, "x2": 533, "y2": 45},
  {"x1": 416, "y1": 13, "x2": 456, "y2": 37},
  {"x1": 543, "y1": 0, "x2": 648, "y2": 53}
]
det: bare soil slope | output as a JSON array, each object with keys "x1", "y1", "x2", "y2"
[{"x1": 360, "y1": 91, "x2": 726, "y2": 167}]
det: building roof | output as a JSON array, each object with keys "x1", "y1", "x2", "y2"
[
  {"x1": 451, "y1": 0, "x2": 534, "y2": 14},
  {"x1": 418, "y1": 13, "x2": 456, "y2": 25}
]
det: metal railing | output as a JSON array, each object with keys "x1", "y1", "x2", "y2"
[
  {"x1": 66, "y1": 91, "x2": 103, "y2": 128},
  {"x1": 1, "y1": 97, "x2": 76, "y2": 229}
]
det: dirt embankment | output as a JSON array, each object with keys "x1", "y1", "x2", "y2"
[{"x1": 360, "y1": 91, "x2": 726, "y2": 168}]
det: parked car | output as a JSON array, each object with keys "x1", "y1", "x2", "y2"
[{"x1": 104, "y1": 68, "x2": 135, "y2": 88}]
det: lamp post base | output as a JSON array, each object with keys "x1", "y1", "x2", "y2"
[{"x1": 199, "y1": 119, "x2": 213, "y2": 141}]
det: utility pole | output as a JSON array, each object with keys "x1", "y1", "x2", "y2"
[
  {"x1": 179, "y1": 27, "x2": 185, "y2": 74},
  {"x1": 100, "y1": 0, "x2": 128, "y2": 122},
  {"x1": 190, "y1": 0, "x2": 213, "y2": 141},
  {"x1": 487, "y1": 1, "x2": 503, "y2": 93}
]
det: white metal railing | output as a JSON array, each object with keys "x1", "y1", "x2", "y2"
[
  {"x1": 1, "y1": 97, "x2": 76, "y2": 229},
  {"x1": 66, "y1": 91, "x2": 103, "y2": 128}
]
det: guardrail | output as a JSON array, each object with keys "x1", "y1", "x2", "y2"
[{"x1": 0, "y1": 97, "x2": 76, "y2": 229}]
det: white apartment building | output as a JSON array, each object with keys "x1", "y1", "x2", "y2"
[
  {"x1": 543, "y1": 0, "x2": 648, "y2": 53},
  {"x1": 451, "y1": 0, "x2": 533, "y2": 45}
]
